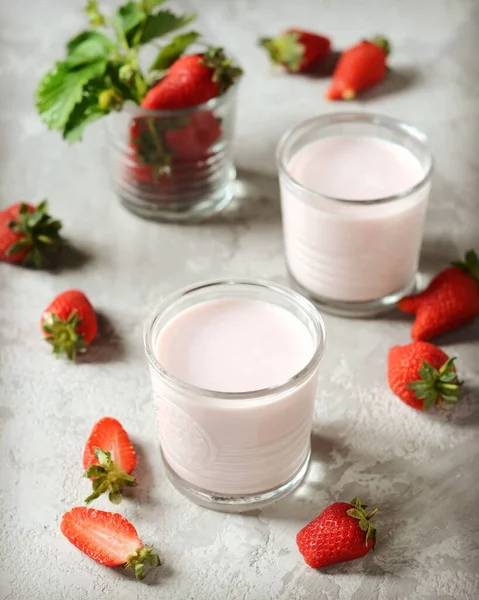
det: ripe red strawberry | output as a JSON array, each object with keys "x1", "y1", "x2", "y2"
[
  {"x1": 259, "y1": 29, "x2": 331, "y2": 72},
  {"x1": 83, "y1": 417, "x2": 137, "y2": 505},
  {"x1": 41, "y1": 289, "x2": 98, "y2": 361},
  {"x1": 0, "y1": 200, "x2": 62, "y2": 267},
  {"x1": 297, "y1": 497, "x2": 378, "y2": 569},
  {"x1": 398, "y1": 250, "x2": 479, "y2": 341},
  {"x1": 60, "y1": 507, "x2": 160, "y2": 580},
  {"x1": 387, "y1": 341, "x2": 462, "y2": 410},
  {"x1": 164, "y1": 111, "x2": 222, "y2": 158},
  {"x1": 326, "y1": 37, "x2": 390, "y2": 100},
  {"x1": 141, "y1": 47, "x2": 243, "y2": 110}
]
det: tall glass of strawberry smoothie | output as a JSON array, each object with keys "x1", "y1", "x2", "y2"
[
  {"x1": 144, "y1": 280, "x2": 326, "y2": 512},
  {"x1": 277, "y1": 113, "x2": 433, "y2": 317}
]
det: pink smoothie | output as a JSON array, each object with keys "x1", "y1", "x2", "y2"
[
  {"x1": 151, "y1": 299, "x2": 319, "y2": 495},
  {"x1": 281, "y1": 135, "x2": 430, "y2": 302}
]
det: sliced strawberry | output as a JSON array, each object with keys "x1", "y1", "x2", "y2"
[
  {"x1": 83, "y1": 417, "x2": 137, "y2": 505},
  {"x1": 60, "y1": 507, "x2": 161, "y2": 580}
]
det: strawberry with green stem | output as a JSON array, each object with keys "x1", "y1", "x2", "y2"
[
  {"x1": 61, "y1": 507, "x2": 161, "y2": 580},
  {"x1": 297, "y1": 497, "x2": 379, "y2": 568},
  {"x1": 387, "y1": 341, "x2": 462, "y2": 410},
  {"x1": 259, "y1": 29, "x2": 331, "y2": 73},
  {"x1": 398, "y1": 249, "x2": 479, "y2": 341},
  {"x1": 327, "y1": 36, "x2": 390, "y2": 100},
  {"x1": 0, "y1": 201, "x2": 62, "y2": 267},
  {"x1": 83, "y1": 417, "x2": 137, "y2": 505},
  {"x1": 41, "y1": 290, "x2": 98, "y2": 360},
  {"x1": 130, "y1": 47, "x2": 241, "y2": 179},
  {"x1": 36, "y1": 0, "x2": 199, "y2": 141}
]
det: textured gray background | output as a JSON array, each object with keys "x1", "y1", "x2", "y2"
[{"x1": 1, "y1": 0, "x2": 479, "y2": 599}]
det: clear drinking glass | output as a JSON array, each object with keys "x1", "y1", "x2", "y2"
[
  {"x1": 143, "y1": 280, "x2": 326, "y2": 512},
  {"x1": 104, "y1": 86, "x2": 238, "y2": 222},
  {"x1": 277, "y1": 113, "x2": 433, "y2": 317}
]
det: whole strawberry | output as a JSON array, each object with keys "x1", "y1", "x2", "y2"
[
  {"x1": 60, "y1": 507, "x2": 161, "y2": 580},
  {"x1": 41, "y1": 289, "x2": 98, "y2": 360},
  {"x1": 388, "y1": 341, "x2": 462, "y2": 410},
  {"x1": 141, "y1": 47, "x2": 243, "y2": 110},
  {"x1": 164, "y1": 110, "x2": 222, "y2": 158},
  {"x1": 398, "y1": 250, "x2": 479, "y2": 341},
  {"x1": 83, "y1": 417, "x2": 137, "y2": 505},
  {"x1": 326, "y1": 36, "x2": 390, "y2": 100},
  {"x1": 259, "y1": 29, "x2": 331, "y2": 73},
  {"x1": 297, "y1": 497, "x2": 378, "y2": 569},
  {"x1": 0, "y1": 200, "x2": 62, "y2": 267}
]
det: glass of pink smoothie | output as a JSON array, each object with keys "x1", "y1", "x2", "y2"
[
  {"x1": 277, "y1": 113, "x2": 433, "y2": 317},
  {"x1": 144, "y1": 280, "x2": 325, "y2": 511}
]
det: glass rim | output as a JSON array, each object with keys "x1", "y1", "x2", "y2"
[
  {"x1": 121, "y1": 83, "x2": 238, "y2": 119},
  {"x1": 143, "y1": 278, "x2": 326, "y2": 402},
  {"x1": 276, "y1": 112, "x2": 434, "y2": 206}
]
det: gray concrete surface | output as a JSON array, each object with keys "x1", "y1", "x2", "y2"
[{"x1": 1, "y1": 0, "x2": 478, "y2": 598}]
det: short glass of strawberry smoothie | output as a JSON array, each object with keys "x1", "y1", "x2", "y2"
[
  {"x1": 277, "y1": 113, "x2": 433, "y2": 317},
  {"x1": 104, "y1": 85, "x2": 238, "y2": 222},
  {"x1": 143, "y1": 280, "x2": 326, "y2": 511}
]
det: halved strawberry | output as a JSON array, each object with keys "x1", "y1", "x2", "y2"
[
  {"x1": 83, "y1": 417, "x2": 137, "y2": 505},
  {"x1": 60, "y1": 507, "x2": 161, "y2": 580}
]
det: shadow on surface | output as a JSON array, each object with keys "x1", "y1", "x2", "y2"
[
  {"x1": 441, "y1": 382, "x2": 479, "y2": 427},
  {"x1": 209, "y1": 168, "x2": 281, "y2": 226},
  {"x1": 304, "y1": 50, "x2": 341, "y2": 78},
  {"x1": 359, "y1": 67, "x2": 420, "y2": 101},
  {"x1": 79, "y1": 311, "x2": 125, "y2": 364},
  {"x1": 49, "y1": 241, "x2": 93, "y2": 272},
  {"x1": 431, "y1": 321, "x2": 479, "y2": 347},
  {"x1": 129, "y1": 437, "x2": 157, "y2": 507}
]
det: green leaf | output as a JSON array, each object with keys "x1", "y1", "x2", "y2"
[
  {"x1": 92, "y1": 478, "x2": 105, "y2": 491},
  {"x1": 114, "y1": 2, "x2": 146, "y2": 45},
  {"x1": 84, "y1": 465, "x2": 106, "y2": 478},
  {"x1": 109, "y1": 490, "x2": 123, "y2": 504},
  {"x1": 85, "y1": 479, "x2": 110, "y2": 505},
  {"x1": 346, "y1": 508, "x2": 364, "y2": 520},
  {"x1": 134, "y1": 563, "x2": 145, "y2": 581},
  {"x1": 36, "y1": 59, "x2": 107, "y2": 130},
  {"x1": 63, "y1": 81, "x2": 108, "y2": 142},
  {"x1": 140, "y1": 10, "x2": 196, "y2": 45},
  {"x1": 66, "y1": 31, "x2": 115, "y2": 66},
  {"x1": 141, "y1": 0, "x2": 167, "y2": 10},
  {"x1": 149, "y1": 30, "x2": 200, "y2": 71}
]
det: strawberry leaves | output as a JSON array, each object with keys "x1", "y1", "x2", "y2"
[
  {"x1": 66, "y1": 31, "x2": 115, "y2": 66},
  {"x1": 125, "y1": 546, "x2": 162, "y2": 580},
  {"x1": 6, "y1": 200, "x2": 63, "y2": 267},
  {"x1": 84, "y1": 447, "x2": 137, "y2": 505},
  {"x1": 36, "y1": 0, "x2": 197, "y2": 141},
  {"x1": 452, "y1": 249, "x2": 479, "y2": 284},
  {"x1": 36, "y1": 59, "x2": 108, "y2": 132},
  {"x1": 149, "y1": 30, "x2": 200, "y2": 71},
  {"x1": 346, "y1": 497, "x2": 379, "y2": 548},
  {"x1": 113, "y1": 1, "x2": 146, "y2": 44},
  {"x1": 408, "y1": 358, "x2": 462, "y2": 410},
  {"x1": 140, "y1": 10, "x2": 196, "y2": 44},
  {"x1": 42, "y1": 309, "x2": 87, "y2": 361}
]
